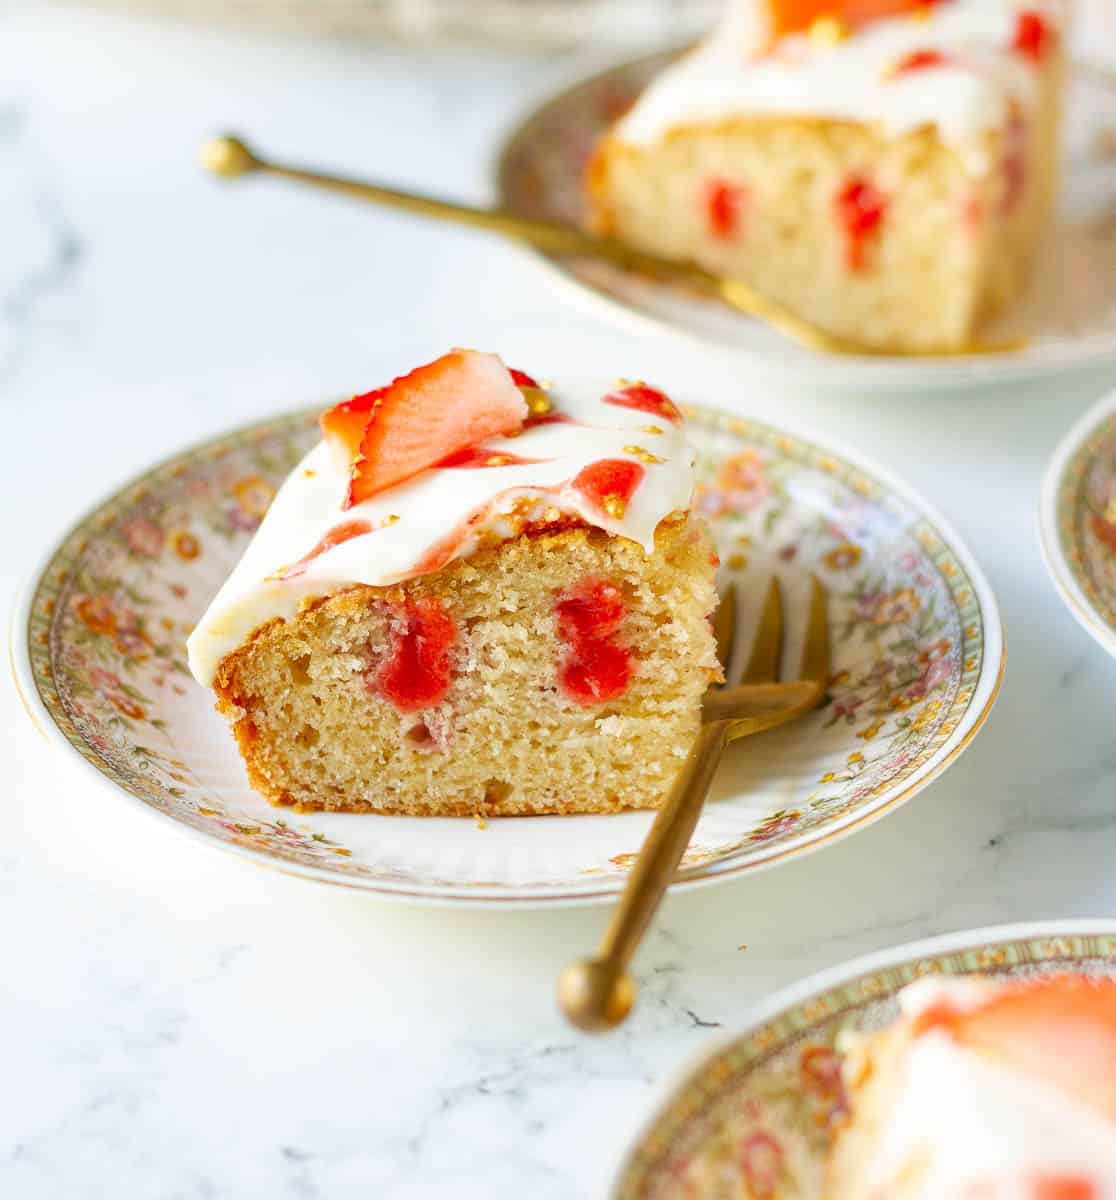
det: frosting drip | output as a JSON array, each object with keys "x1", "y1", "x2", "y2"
[
  {"x1": 612, "y1": 0, "x2": 1065, "y2": 176},
  {"x1": 187, "y1": 379, "x2": 696, "y2": 686}
]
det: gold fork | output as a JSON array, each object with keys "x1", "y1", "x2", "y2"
[
  {"x1": 558, "y1": 577, "x2": 830, "y2": 1033},
  {"x1": 198, "y1": 134, "x2": 1017, "y2": 359}
]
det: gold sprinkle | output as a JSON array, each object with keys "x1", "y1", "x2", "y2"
[
  {"x1": 809, "y1": 14, "x2": 848, "y2": 46},
  {"x1": 303, "y1": 468, "x2": 316, "y2": 478},
  {"x1": 380, "y1": 514, "x2": 401, "y2": 528},
  {"x1": 474, "y1": 813, "x2": 487, "y2": 830},
  {"x1": 640, "y1": 425, "x2": 665, "y2": 436},
  {"x1": 524, "y1": 388, "x2": 552, "y2": 416},
  {"x1": 728, "y1": 552, "x2": 747, "y2": 570},
  {"x1": 506, "y1": 497, "x2": 535, "y2": 519},
  {"x1": 485, "y1": 454, "x2": 514, "y2": 467},
  {"x1": 624, "y1": 445, "x2": 666, "y2": 465},
  {"x1": 602, "y1": 494, "x2": 627, "y2": 519}
]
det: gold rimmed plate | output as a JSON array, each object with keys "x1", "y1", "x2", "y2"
[
  {"x1": 497, "y1": 55, "x2": 1116, "y2": 391},
  {"x1": 612, "y1": 920, "x2": 1116, "y2": 1198},
  {"x1": 13, "y1": 398, "x2": 1003, "y2": 905},
  {"x1": 1040, "y1": 386, "x2": 1116, "y2": 659}
]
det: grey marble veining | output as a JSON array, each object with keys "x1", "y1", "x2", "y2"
[{"x1": 4, "y1": 3, "x2": 1116, "y2": 1197}]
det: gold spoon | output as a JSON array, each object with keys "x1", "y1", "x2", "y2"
[{"x1": 200, "y1": 134, "x2": 1019, "y2": 359}]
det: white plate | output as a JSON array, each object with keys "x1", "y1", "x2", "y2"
[
  {"x1": 1040, "y1": 386, "x2": 1116, "y2": 658},
  {"x1": 13, "y1": 398, "x2": 1003, "y2": 906},
  {"x1": 497, "y1": 54, "x2": 1116, "y2": 392},
  {"x1": 613, "y1": 919, "x2": 1116, "y2": 1199}
]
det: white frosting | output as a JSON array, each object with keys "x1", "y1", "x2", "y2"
[
  {"x1": 187, "y1": 378, "x2": 696, "y2": 686},
  {"x1": 860, "y1": 978, "x2": 1116, "y2": 1198},
  {"x1": 614, "y1": 0, "x2": 1064, "y2": 176}
]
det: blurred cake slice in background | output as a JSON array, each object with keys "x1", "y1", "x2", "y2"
[
  {"x1": 187, "y1": 350, "x2": 719, "y2": 816},
  {"x1": 828, "y1": 973, "x2": 1116, "y2": 1198},
  {"x1": 586, "y1": 0, "x2": 1067, "y2": 353}
]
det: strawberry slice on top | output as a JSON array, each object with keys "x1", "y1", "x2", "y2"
[
  {"x1": 766, "y1": 0, "x2": 939, "y2": 38},
  {"x1": 320, "y1": 350, "x2": 528, "y2": 508},
  {"x1": 320, "y1": 387, "x2": 388, "y2": 474},
  {"x1": 915, "y1": 976, "x2": 1116, "y2": 1125}
]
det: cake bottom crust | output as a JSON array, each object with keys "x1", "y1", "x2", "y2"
[{"x1": 212, "y1": 518, "x2": 719, "y2": 816}]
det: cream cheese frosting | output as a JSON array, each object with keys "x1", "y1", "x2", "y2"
[
  {"x1": 857, "y1": 978, "x2": 1116, "y2": 1198},
  {"x1": 187, "y1": 378, "x2": 696, "y2": 687},
  {"x1": 613, "y1": 0, "x2": 1065, "y2": 176}
]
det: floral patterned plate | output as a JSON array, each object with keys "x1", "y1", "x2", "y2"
[
  {"x1": 497, "y1": 55, "x2": 1116, "y2": 392},
  {"x1": 1041, "y1": 387, "x2": 1116, "y2": 660},
  {"x1": 13, "y1": 400, "x2": 1003, "y2": 905},
  {"x1": 612, "y1": 920, "x2": 1116, "y2": 1199}
]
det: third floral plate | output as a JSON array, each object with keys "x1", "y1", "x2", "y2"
[
  {"x1": 1041, "y1": 387, "x2": 1116, "y2": 659},
  {"x1": 15, "y1": 398, "x2": 1002, "y2": 904},
  {"x1": 612, "y1": 921, "x2": 1116, "y2": 1198}
]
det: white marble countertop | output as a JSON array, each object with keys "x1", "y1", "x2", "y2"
[{"x1": 4, "y1": 4, "x2": 1116, "y2": 1196}]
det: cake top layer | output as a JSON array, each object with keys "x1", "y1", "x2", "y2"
[
  {"x1": 186, "y1": 355, "x2": 697, "y2": 686},
  {"x1": 613, "y1": 0, "x2": 1065, "y2": 175},
  {"x1": 849, "y1": 975, "x2": 1116, "y2": 1197}
]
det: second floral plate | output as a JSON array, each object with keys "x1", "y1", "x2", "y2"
[
  {"x1": 14, "y1": 399, "x2": 1003, "y2": 905},
  {"x1": 498, "y1": 55, "x2": 1116, "y2": 392}
]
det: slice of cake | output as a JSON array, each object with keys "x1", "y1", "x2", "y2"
[
  {"x1": 828, "y1": 974, "x2": 1116, "y2": 1198},
  {"x1": 586, "y1": 0, "x2": 1067, "y2": 353},
  {"x1": 187, "y1": 350, "x2": 720, "y2": 816}
]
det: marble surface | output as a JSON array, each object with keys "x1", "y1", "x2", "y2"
[{"x1": 4, "y1": 4, "x2": 1116, "y2": 1197}]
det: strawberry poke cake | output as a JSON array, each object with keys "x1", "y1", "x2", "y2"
[
  {"x1": 187, "y1": 350, "x2": 719, "y2": 816},
  {"x1": 828, "y1": 973, "x2": 1116, "y2": 1198},
  {"x1": 586, "y1": 0, "x2": 1067, "y2": 353}
]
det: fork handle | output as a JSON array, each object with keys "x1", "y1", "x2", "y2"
[
  {"x1": 199, "y1": 135, "x2": 861, "y2": 355},
  {"x1": 558, "y1": 721, "x2": 730, "y2": 1032}
]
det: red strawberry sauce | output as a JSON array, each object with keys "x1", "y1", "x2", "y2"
[
  {"x1": 1001, "y1": 105, "x2": 1029, "y2": 213},
  {"x1": 603, "y1": 384, "x2": 682, "y2": 423},
  {"x1": 705, "y1": 179, "x2": 750, "y2": 240},
  {"x1": 554, "y1": 579, "x2": 634, "y2": 706},
  {"x1": 524, "y1": 411, "x2": 574, "y2": 430},
  {"x1": 373, "y1": 597, "x2": 457, "y2": 712},
  {"x1": 276, "y1": 520, "x2": 373, "y2": 579},
  {"x1": 891, "y1": 49, "x2": 948, "y2": 75},
  {"x1": 571, "y1": 459, "x2": 645, "y2": 518},
  {"x1": 439, "y1": 447, "x2": 547, "y2": 468},
  {"x1": 1014, "y1": 10, "x2": 1053, "y2": 62},
  {"x1": 835, "y1": 176, "x2": 888, "y2": 272}
]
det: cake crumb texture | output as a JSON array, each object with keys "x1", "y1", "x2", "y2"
[
  {"x1": 587, "y1": 62, "x2": 1063, "y2": 353},
  {"x1": 213, "y1": 518, "x2": 718, "y2": 816}
]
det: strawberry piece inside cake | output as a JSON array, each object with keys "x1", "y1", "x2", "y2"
[
  {"x1": 586, "y1": 0, "x2": 1066, "y2": 353},
  {"x1": 187, "y1": 350, "x2": 719, "y2": 816},
  {"x1": 827, "y1": 975, "x2": 1116, "y2": 1198}
]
